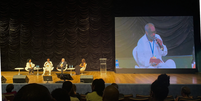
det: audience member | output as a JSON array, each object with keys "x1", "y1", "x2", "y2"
[
  {"x1": 3, "y1": 84, "x2": 17, "y2": 101},
  {"x1": 175, "y1": 86, "x2": 192, "y2": 101},
  {"x1": 13, "y1": 83, "x2": 54, "y2": 101},
  {"x1": 62, "y1": 81, "x2": 73, "y2": 94},
  {"x1": 111, "y1": 83, "x2": 124, "y2": 99},
  {"x1": 86, "y1": 79, "x2": 105, "y2": 101},
  {"x1": 103, "y1": 85, "x2": 119, "y2": 101},
  {"x1": 51, "y1": 88, "x2": 70, "y2": 101},
  {"x1": 69, "y1": 84, "x2": 80, "y2": 101},
  {"x1": 150, "y1": 74, "x2": 170, "y2": 101},
  {"x1": 4, "y1": 84, "x2": 17, "y2": 95},
  {"x1": 157, "y1": 74, "x2": 170, "y2": 87}
]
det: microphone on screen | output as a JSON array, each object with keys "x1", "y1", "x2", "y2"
[{"x1": 154, "y1": 37, "x2": 164, "y2": 51}]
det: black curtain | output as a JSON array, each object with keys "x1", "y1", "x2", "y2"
[
  {"x1": 1, "y1": 0, "x2": 200, "y2": 71},
  {"x1": 0, "y1": 0, "x2": 114, "y2": 71}
]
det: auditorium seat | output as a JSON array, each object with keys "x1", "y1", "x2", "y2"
[
  {"x1": 3, "y1": 93, "x2": 15, "y2": 101},
  {"x1": 179, "y1": 99, "x2": 201, "y2": 101},
  {"x1": 164, "y1": 98, "x2": 174, "y2": 101},
  {"x1": 166, "y1": 95, "x2": 174, "y2": 99},
  {"x1": 197, "y1": 96, "x2": 201, "y2": 99},
  {"x1": 80, "y1": 94, "x2": 86, "y2": 101},
  {"x1": 129, "y1": 97, "x2": 149, "y2": 101},
  {"x1": 118, "y1": 98, "x2": 124, "y2": 101},
  {"x1": 124, "y1": 94, "x2": 133, "y2": 101},
  {"x1": 136, "y1": 94, "x2": 150, "y2": 98}
]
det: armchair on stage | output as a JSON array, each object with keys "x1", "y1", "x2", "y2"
[
  {"x1": 25, "y1": 64, "x2": 36, "y2": 72},
  {"x1": 133, "y1": 46, "x2": 141, "y2": 68},
  {"x1": 80, "y1": 64, "x2": 87, "y2": 74},
  {"x1": 25, "y1": 66, "x2": 36, "y2": 72},
  {"x1": 57, "y1": 64, "x2": 68, "y2": 72},
  {"x1": 42, "y1": 66, "x2": 54, "y2": 76}
]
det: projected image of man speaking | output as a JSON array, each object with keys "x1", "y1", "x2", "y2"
[{"x1": 133, "y1": 23, "x2": 176, "y2": 68}]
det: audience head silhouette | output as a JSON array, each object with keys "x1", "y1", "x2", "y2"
[
  {"x1": 62, "y1": 81, "x2": 73, "y2": 94},
  {"x1": 13, "y1": 83, "x2": 53, "y2": 101},
  {"x1": 181, "y1": 86, "x2": 191, "y2": 97},
  {"x1": 150, "y1": 74, "x2": 170, "y2": 101},
  {"x1": 157, "y1": 74, "x2": 170, "y2": 87},
  {"x1": 92, "y1": 79, "x2": 105, "y2": 96},
  {"x1": 69, "y1": 84, "x2": 76, "y2": 96},
  {"x1": 103, "y1": 85, "x2": 119, "y2": 101},
  {"x1": 6, "y1": 84, "x2": 14, "y2": 93},
  {"x1": 51, "y1": 88, "x2": 70, "y2": 101},
  {"x1": 111, "y1": 83, "x2": 118, "y2": 89}
]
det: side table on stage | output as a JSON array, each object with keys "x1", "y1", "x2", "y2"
[
  {"x1": 34, "y1": 68, "x2": 42, "y2": 75},
  {"x1": 15, "y1": 68, "x2": 24, "y2": 75},
  {"x1": 67, "y1": 68, "x2": 75, "y2": 75}
]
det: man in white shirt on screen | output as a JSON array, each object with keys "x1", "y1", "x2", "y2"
[{"x1": 133, "y1": 23, "x2": 176, "y2": 68}]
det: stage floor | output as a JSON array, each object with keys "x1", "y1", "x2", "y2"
[{"x1": 1, "y1": 71, "x2": 201, "y2": 84}]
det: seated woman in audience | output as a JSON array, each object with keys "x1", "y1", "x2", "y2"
[
  {"x1": 75, "y1": 58, "x2": 87, "y2": 75},
  {"x1": 86, "y1": 79, "x2": 105, "y2": 101},
  {"x1": 69, "y1": 84, "x2": 80, "y2": 101},
  {"x1": 13, "y1": 83, "x2": 54, "y2": 101},
  {"x1": 51, "y1": 88, "x2": 70, "y2": 101},
  {"x1": 25, "y1": 59, "x2": 35, "y2": 74},
  {"x1": 175, "y1": 86, "x2": 193, "y2": 101}
]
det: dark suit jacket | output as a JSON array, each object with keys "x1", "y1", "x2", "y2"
[{"x1": 57, "y1": 61, "x2": 67, "y2": 68}]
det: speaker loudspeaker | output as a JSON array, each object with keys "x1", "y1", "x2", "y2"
[
  {"x1": 13, "y1": 75, "x2": 29, "y2": 83},
  {"x1": 1, "y1": 76, "x2": 7, "y2": 83},
  {"x1": 80, "y1": 75, "x2": 93, "y2": 83}
]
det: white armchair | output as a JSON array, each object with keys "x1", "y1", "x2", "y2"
[
  {"x1": 57, "y1": 64, "x2": 68, "y2": 72},
  {"x1": 25, "y1": 64, "x2": 35, "y2": 71},
  {"x1": 80, "y1": 63, "x2": 87, "y2": 74},
  {"x1": 42, "y1": 66, "x2": 54, "y2": 75},
  {"x1": 133, "y1": 46, "x2": 140, "y2": 68}
]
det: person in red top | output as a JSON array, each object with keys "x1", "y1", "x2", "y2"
[
  {"x1": 3, "y1": 84, "x2": 17, "y2": 95},
  {"x1": 3, "y1": 84, "x2": 17, "y2": 101}
]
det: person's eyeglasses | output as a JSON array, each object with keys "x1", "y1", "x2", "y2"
[{"x1": 148, "y1": 30, "x2": 156, "y2": 34}]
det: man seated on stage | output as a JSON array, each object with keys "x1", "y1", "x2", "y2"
[
  {"x1": 133, "y1": 23, "x2": 176, "y2": 68},
  {"x1": 42, "y1": 58, "x2": 53, "y2": 76},
  {"x1": 25, "y1": 59, "x2": 35, "y2": 74},
  {"x1": 57, "y1": 58, "x2": 67, "y2": 74}
]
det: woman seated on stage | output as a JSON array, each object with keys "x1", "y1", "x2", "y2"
[
  {"x1": 42, "y1": 58, "x2": 53, "y2": 76},
  {"x1": 75, "y1": 58, "x2": 87, "y2": 75},
  {"x1": 25, "y1": 59, "x2": 35, "y2": 74}
]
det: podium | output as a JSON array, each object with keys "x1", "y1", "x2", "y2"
[{"x1": 100, "y1": 58, "x2": 107, "y2": 75}]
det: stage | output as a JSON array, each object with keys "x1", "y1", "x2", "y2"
[
  {"x1": 1, "y1": 71, "x2": 201, "y2": 84},
  {"x1": 2, "y1": 71, "x2": 201, "y2": 97}
]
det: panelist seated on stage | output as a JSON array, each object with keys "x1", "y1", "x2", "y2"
[
  {"x1": 42, "y1": 58, "x2": 54, "y2": 76},
  {"x1": 133, "y1": 23, "x2": 176, "y2": 68},
  {"x1": 56, "y1": 58, "x2": 67, "y2": 74},
  {"x1": 75, "y1": 58, "x2": 87, "y2": 75},
  {"x1": 25, "y1": 59, "x2": 35, "y2": 74}
]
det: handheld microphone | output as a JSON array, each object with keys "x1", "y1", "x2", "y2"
[{"x1": 154, "y1": 37, "x2": 163, "y2": 50}]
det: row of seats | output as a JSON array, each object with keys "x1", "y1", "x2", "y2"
[{"x1": 79, "y1": 94, "x2": 201, "y2": 101}]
